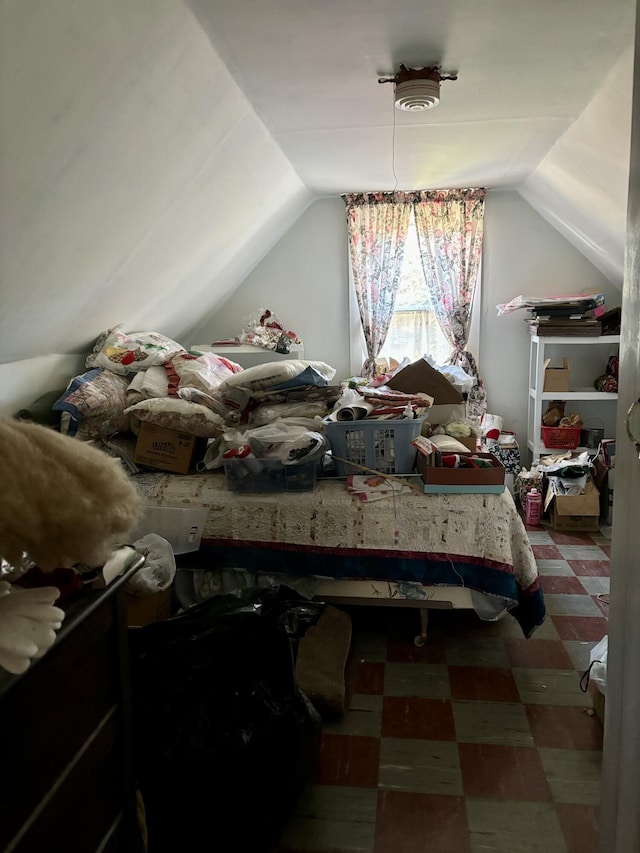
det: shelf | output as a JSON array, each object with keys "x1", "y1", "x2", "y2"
[
  {"x1": 530, "y1": 335, "x2": 621, "y2": 345},
  {"x1": 190, "y1": 342, "x2": 305, "y2": 367},
  {"x1": 191, "y1": 344, "x2": 304, "y2": 355},
  {"x1": 528, "y1": 389, "x2": 618, "y2": 401},
  {"x1": 527, "y1": 334, "x2": 619, "y2": 460},
  {"x1": 527, "y1": 441, "x2": 597, "y2": 455}
]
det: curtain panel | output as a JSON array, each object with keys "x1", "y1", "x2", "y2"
[
  {"x1": 412, "y1": 189, "x2": 487, "y2": 419},
  {"x1": 342, "y1": 193, "x2": 412, "y2": 378},
  {"x1": 342, "y1": 189, "x2": 487, "y2": 420}
]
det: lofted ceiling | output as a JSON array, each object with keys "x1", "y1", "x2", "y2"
[
  {"x1": 0, "y1": 0, "x2": 635, "y2": 415},
  {"x1": 188, "y1": 0, "x2": 635, "y2": 196}
]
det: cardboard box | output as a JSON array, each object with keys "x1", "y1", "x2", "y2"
[
  {"x1": 125, "y1": 587, "x2": 173, "y2": 627},
  {"x1": 550, "y1": 478, "x2": 600, "y2": 531},
  {"x1": 425, "y1": 403, "x2": 467, "y2": 427},
  {"x1": 456, "y1": 436, "x2": 479, "y2": 453},
  {"x1": 589, "y1": 682, "x2": 605, "y2": 726},
  {"x1": 416, "y1": 452, "x2": 505, "y2": 494},
  {"x1": 543, "y1": 358, "x2": 570, "y2": 392},
  {"x1": 133, "y1": 422, "x2": 207, "y2": 474},
  {"x1": 388, "y1": 359, "x2": 464, "y2": 404}
]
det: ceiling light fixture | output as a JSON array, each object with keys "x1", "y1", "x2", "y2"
[{"x1": 378, "y1": 64, "x2": 458, "y2": 111}]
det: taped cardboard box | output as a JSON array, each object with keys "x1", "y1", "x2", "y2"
[
  {"x1": 543, "y1": 358, "x2": 570, "y2": 392},
  {"x1": 416, "y1": 452, "x2": 505, "y2": 494},
  {"x1": 550, "y1": 478, "x2": 600, "y2": 531},
  {"x1": 134, "y1": 422, "x2": 207, "y2": 474}
]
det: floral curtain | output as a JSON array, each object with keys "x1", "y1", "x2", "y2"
[
  {"x1": 412, "y1": 188, "x2": 487, "y2": 420},
  {"x1": 342, "y1": 192, "x2": 412, "y2": 379}
]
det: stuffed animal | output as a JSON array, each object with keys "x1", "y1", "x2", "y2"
[
  {"x1": 0, "y1": 418, "x2": 142, "y2": 572},
  {"x1": 0, "y1": 581, "x2": 64, "y2": 674}
]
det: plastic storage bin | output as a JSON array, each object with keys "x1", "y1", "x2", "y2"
[
  {"x1": 131, "y1": 504, "x2": 208, "y2": 554},
  {"x1": 326, "y1": 414, "x2": 427, "y2": 476},
  {"x1": 223, "y1": 458, "x2": 318, "y2": 493}
]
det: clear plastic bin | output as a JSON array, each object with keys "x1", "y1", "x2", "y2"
[
  {"x1": 223, "y1": 458, "x2": 318, "y2": 493},
  {"x1": 131, "y1": 505, "x2": 208, "y2": 554}
]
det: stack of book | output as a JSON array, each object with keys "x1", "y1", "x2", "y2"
[{"x1": 525, "y1": 294, "x2": 605, "y2": 336}]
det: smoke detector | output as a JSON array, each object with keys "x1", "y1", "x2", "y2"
[{"x1": 379, "y1": 64, "x2": 458, "y2": 111}]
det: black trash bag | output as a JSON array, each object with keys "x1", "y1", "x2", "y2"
[{"x1": 128, "y1": 585, "x2": 324, "y2": 852}]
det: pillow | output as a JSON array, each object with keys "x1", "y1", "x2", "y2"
[
  {"x1": 86, "y1": 324, "x2": 185, "y2": 375},
  {"x1": 217, "y1": 360, "x2": 336, "y2": 394},
  {"x1": 249, "y1": 401, "x2": 329, "y2": 426},
  {"x1": 428, "y1": 433, "x2": 473, "y2": 454},
  {"x1": 126, "y1": 366, "x2": 170, "y2": 406},
  {"x1": 60, "y1": 410, "x2": 131, "y2": 440},
  {"x1": 167, "y1": 352, "x2": 237, "y2": 395},
  {"x1": 54, "y1": 369, "x2": 129, "y2": 437},
  {"x1": 125, "y1": 398, "x2": 225, "y2": 438}
]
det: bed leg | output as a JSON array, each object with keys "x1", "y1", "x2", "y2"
[{"x1": 414, "y1": 608, "x2": 429, "y2": 647}]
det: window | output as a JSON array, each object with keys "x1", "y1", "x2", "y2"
[{"x1": 378, "y1": 214, "x2": 450, "y2": 366}]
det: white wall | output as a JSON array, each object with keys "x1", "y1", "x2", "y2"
[
  {"x1": 481, "y1": 191, "x2": 621, "y2": 444},
  {"x1": 0, "y1": 0, "x2": 624, "y2": 423},
  {"x1": 196, "y1": 190, "x2": 621, "y2": 444},
  {"x1": 188, "y1": 197, "x2": 352, "y2": 377},
  {"x1": 0, "y1": 0, "x2": 310, "y2": 416}
]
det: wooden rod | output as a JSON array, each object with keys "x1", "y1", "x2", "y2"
[{"x1": 330, "y1": 455, "x2": 425, "y2": 495}]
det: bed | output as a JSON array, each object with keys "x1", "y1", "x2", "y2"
[{"x1": 133, "y1": 471, "x2": 545, "y2": 641}]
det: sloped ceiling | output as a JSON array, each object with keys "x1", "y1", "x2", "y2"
[
  {"x1": 188, "y1": 0, "x2": 635, "y2": 287},
  {"x1": 0, "y1": 0, "x2": 312, "y2": 366},
  {"x1": 0, "y1": 0, "x2": 635, "y2": 378},
  {"x1": 519, "y1": 49, "x2": 634, "y2": 285}
]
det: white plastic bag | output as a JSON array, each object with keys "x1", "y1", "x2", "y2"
[
  {"x1": 589, "y1": 634, "x2": 608, "y2": 695},
  {"x1": 247, "y1": 418, "x2": 329, "y2": 463},
  {"x1": 128, "y1": 534, "x2": 176, "y2": 596},
  {"x1": 435, "y1": 364, "x2": 475, "y2": 393}
]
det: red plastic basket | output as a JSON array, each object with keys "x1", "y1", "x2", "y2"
[{"x1": 541, "y1": 425, "x2": 581, "y2": 450}]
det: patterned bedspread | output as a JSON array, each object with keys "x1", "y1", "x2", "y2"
[{"x1": 134, "y1": 471, "x2": 545, "y2": 637}]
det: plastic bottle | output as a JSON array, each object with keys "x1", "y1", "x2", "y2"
[{"x1": 525, "y1": 487, "x2": 542, "y2": 526}]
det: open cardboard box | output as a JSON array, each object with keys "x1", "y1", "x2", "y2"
[
  {"x1": 416, "y1": 451, "x2": 505, "y2": 494},
  {"x1": 543, "y1": 358, "x2": 570, "y2": 392},
  {"x1": 388, "y1": 358, "x2": 465, "y2": 425},
  {"x1": 549, "y1": 478, "x2": 600, "y2": 531}
]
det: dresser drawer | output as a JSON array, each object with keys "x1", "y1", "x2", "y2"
[
  {"x1": 0, "y1": 596, "x2": 122, "y2": 850},
  {"x1": 6, "y1": 708, "x2": 130, "y2": 853}
]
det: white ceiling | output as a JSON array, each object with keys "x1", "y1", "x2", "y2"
[{"x1": 188, "y1": 0, "x2": 636, "y2": 195}]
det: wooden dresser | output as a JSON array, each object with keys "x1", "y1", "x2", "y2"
[{"x1": 0, "y1": 557, "x2": 144, "y2": 853}]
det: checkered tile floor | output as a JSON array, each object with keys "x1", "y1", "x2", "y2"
[{"x1": 273, "y1": 526, "x2": 610, "y2": 853}]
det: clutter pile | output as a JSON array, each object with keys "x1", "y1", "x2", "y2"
[
  {"x1": 516, "y1": 449, "x2": 602, "y2": 532},
  {"x1": 18, "y1": 325, "x2": 514, "y2": 502}
]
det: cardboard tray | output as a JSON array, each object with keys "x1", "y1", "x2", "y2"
[{"x1": 416, "y1": 452, "x2": 506, "y2": 494}]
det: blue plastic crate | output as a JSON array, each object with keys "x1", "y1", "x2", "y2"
[{"x1": 325, "y1": 415, "x2": 427, "y2": 476}]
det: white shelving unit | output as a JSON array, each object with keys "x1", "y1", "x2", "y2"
[
  {"x1": 190, "y1": 343, "x2": 305, "y2": 369},
  {"x1": 527, "y1": 334, "x2": 620, "y2": 459}
]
